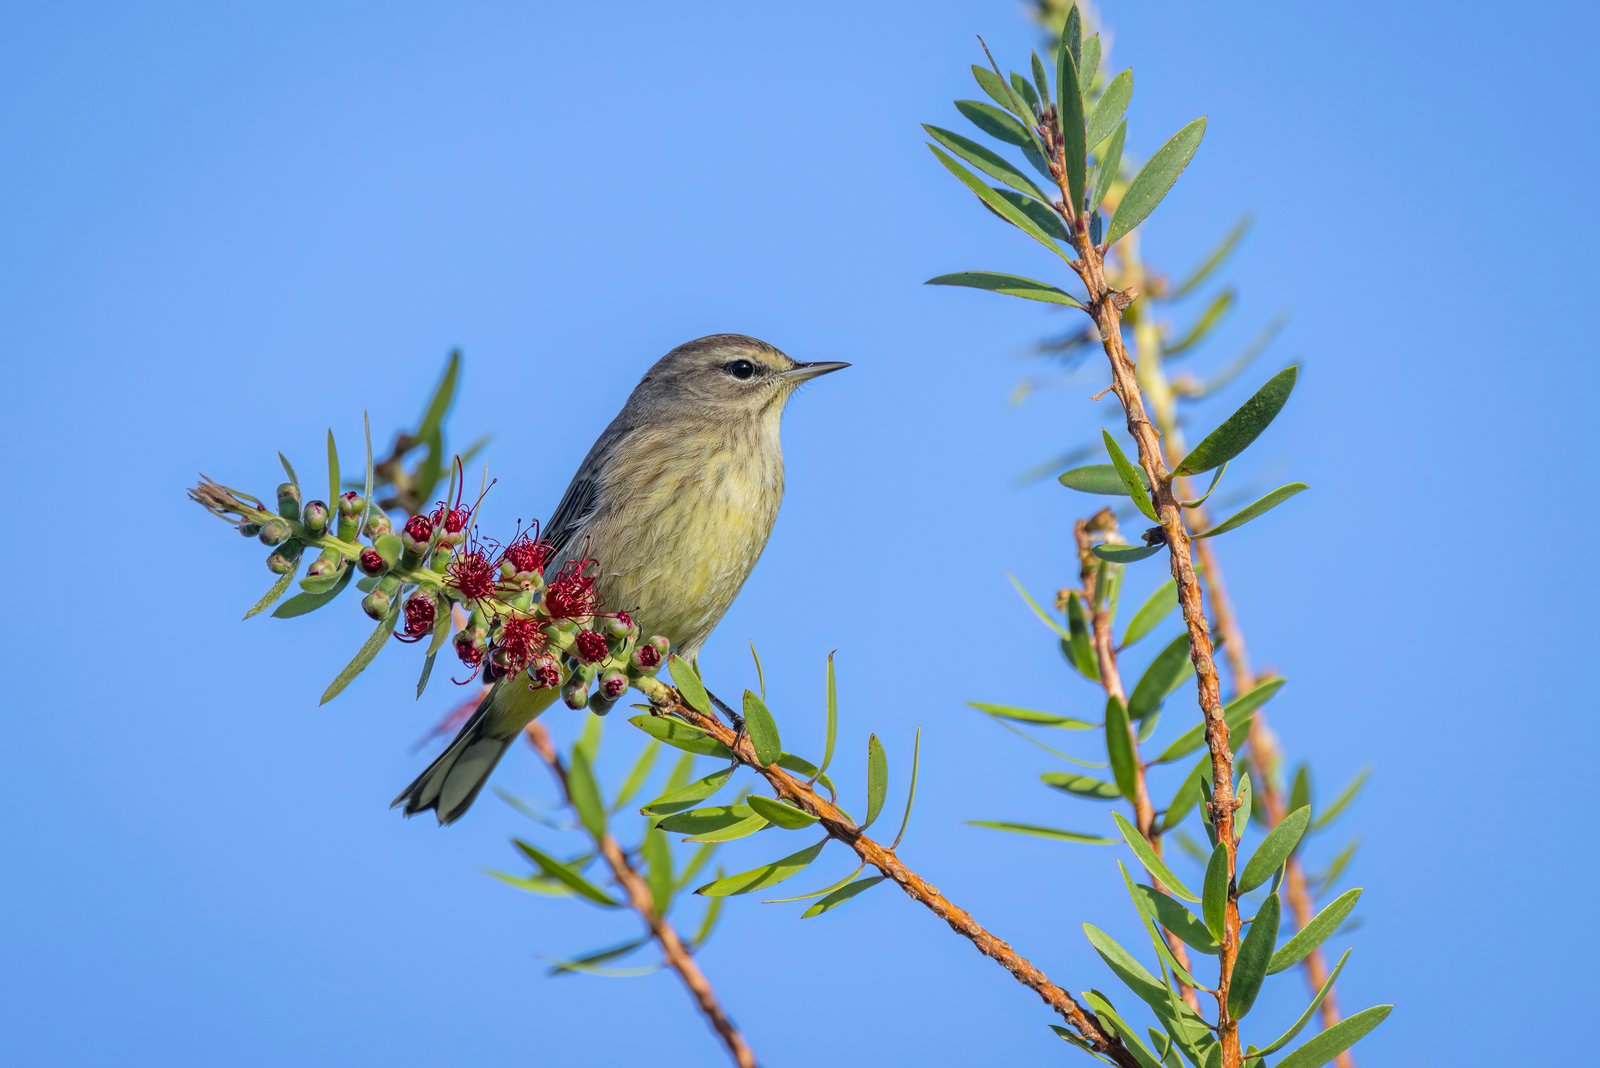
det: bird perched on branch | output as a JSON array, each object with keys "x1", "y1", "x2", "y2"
[{"x1": 394, "y1": 334, "x2": 848, "y2": 823}]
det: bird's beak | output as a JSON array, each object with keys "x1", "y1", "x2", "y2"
[{"x1": 782, "y1": 360, "x2": 851, "y2": 382}]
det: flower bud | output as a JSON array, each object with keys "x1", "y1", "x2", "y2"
[
  {"x1": 574, "y1": 629, "x2": 610, "y2": 664},
  {"x1": 561, "y1": 674, "x2": 591, "y2": 710},
  {"x1": 587, "y1": 692, "x2": 616, "y2": 717},
  {"x1": 629, "y1": 641, "x2": 664, "y2": 676},
  {"x1": 238, "y1": 521, "x2": 262, "y2": 538},
  {"x1": 527, "y1": 654, "x2": 562, "y2": 690},
  {"x1": 305, "y1": 556, "x2": 340, "y2": 579},
  {"x1": 338, "y1": 491, "x2": 364, "y2": 518},
  {"x1": 363, "y1": 510, "x2": 392, "y2": 538},
  {"x1": 266, "y1": 541, "x2": 303, "y2": 574},
  {"x1": 598, "y1": 671, "x2": 629, "y2": 702},
  {"x1": 276, "y1": 481, "x2": 302, "y2": 520},
  {"x1": 401, "y1": 514, "x2": 434, "y2": 552},
  {"x1": 258, "y1": 518, "x2": 292, "y2": 546},
  {"x1": 358, "y1": 547, "x2": 387, "y2": 576},
  {"x1": 302, "y1": 500, "x2": 329, "y2": 534},
  {"x1": 603, "y1": 611, "x2": 638, "y2": 641},
  {"x1": 362, "y1": 588, "x2": 391, "y2": 620}
]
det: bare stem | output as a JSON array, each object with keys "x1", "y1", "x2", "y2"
[{"x1": 633, "y1": 677, "x2": 1143, "y2": 1068}]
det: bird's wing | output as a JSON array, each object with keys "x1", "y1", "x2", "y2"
[{"x1": 542, "y1": 469, "x2": 600, "y2": 560}]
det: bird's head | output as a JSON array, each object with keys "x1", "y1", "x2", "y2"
[{"x1": 631, "y1": 334, "x2": 848, "y2": 423}]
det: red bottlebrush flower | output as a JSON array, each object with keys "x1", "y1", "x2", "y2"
[
  {"x1": 454, "y1": 631, "x2": 485, "y2": 670},
  {"x1": 528, "y1": 654, "x2": 562, "y2": 690},
  {"x1": 544, "y1": 559, "x2": 599, "y2": 622},
  {"x1": 431, "y1": 503, "x2": 470, "y2": 535},
  {"x1": 635, "y1": 642, "x2": 661, "y2": 669},
  {"x1": 396, "y1": 592, "x2": 436, "y2": 642},
  {"x1": 574, "y1": 629, "x2": 609, "y2": 663},
  {"x1": 494, "y1": 614, "x2": 546, "y2": 674},
  {"x1": 402, "y1": 513, "x2": 433, "y2": 545},
  {"x1": 358, "y1": 547, "x2": 387, "y2": 575},
  {"x1": 446, "y1": 549, "x2": 497, "y2": 602},
  {"x1": 499, "y1": 532, "x2": 554, "y2": 576}
]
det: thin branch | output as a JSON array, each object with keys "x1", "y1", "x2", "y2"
[
  {"x1": 632, "y1": 677, "x2": 1143, "y2": 1068},
  {"x1": 1072, "y1": 510, "x2": 1203, "y2": 1015},
  {"x1": 522, "y1": 722, "x2": 758, "y2": 1068}
]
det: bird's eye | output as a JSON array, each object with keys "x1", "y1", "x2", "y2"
[{"x1": 725, "y1": 359, "x2": 756, "y2": 380}]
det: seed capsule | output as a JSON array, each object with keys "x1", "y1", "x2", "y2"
[{"x1": 302, "y1": 500, "x2": 329, "y2": 534}]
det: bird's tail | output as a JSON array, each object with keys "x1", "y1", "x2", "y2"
[{"x1": 393, "y1": 681, "x2": 557, "y2": 824}]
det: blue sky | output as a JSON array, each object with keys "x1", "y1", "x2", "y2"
[{"x1": 4, "y1": 2, "x2": 1595, "y2": 1065}]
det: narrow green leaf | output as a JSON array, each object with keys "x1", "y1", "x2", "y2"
[
  {"x1": 640, "y1": 766, "x2": 734, "y2": 817},
  {"x1": 1084, "y1": 993, "x2": 1167, "y2": 1068},
  {"x1": 1030, "y1": 51, "x2": 1051, "y2": 104},
  {"x1": 1274, "y1": 1005, "x2": 1392, "y2": 1068},
  {"x1": 890, "y1": 727, "x2": 921, "y2": 849},
  {"x1": 641, "y1": 826, "x2": 673, "y2": 914},
  {"x1": 1152, "y1": 678, "x2": 1282, "y2": 764},
  {"x1": 1195, "y1": 483, "x2": 1307, "y2": 539},
  {"x1": 1063, "y1": 5, "x2": 1082, "y2": 66},
  {"x1": 657, "y1": 804, "x2": 757, "y2": 836},
  {"x1": 923, "y1": 124, "x2": 1048, "y2": 201},
  {"x1": 967, "y1": 820, "x2": 1115, "y2": 844},
  {"x1": 1173, "y1": 217, "x2": 1251, "y2": 299},
  {"x1": 1008, "y1": 573, "x2": 1071, "y2": 639},
  {"x1": 864, "y1": 733, "x2": 889, "y2": 828},
  {"x1": 1089, "y1": 120, "x2": 1125, "y2": 213},
  {"x1": 1133, "y1": 883, "x2": 1217, "y2": 954},
  {"x1": 416, "y1": 349, "x2": 460, "y2": 438},
  {"x1": 1010, "y1": 71, "x2": 1040, "y2": 115},
  {"x1": 747, "y1": 795, "x2": 819, "y2": 830},
  {"x1": 929, "y1": 144, "x2": 1069, "y2": 261},
  {"x1": 678, "y1": 847, "x2": 717, "y2": 894},
  {"x1": 1085, "y1": 924, "x2": 1211, "y2": 1050},
  {"x1": 1316, "y1": 838, "x2": 1360, "y2": 892},
  {"x1": 1105, "y1": 697, "x2": 1138, "y2": 801},
  {"x1": 1120, "y1": 863, "x2": 1207, "y2": 999},
  {"x1": 1065, "y1": 593, "x2": 1100, "y2": 680},
  {"x1": 1288, "y1": 764, "x2": 1312, "y2": 819},
  {"x1": 1229, "y1": 892, "x2": 1279, "y2": 1019},
  {"x1": 272, "y1": 565, "x2": 354, "y2": 618},
  {"x1": 1173, "y1": 366, "x2": 1299, "y2": 477},
  {"x1": 1129, "y1": 632, "x2": 1194, "y2": 719},
  {"x1": 1313, "y1": 768, "x2": 1372, "y2": 830},
  {"x1": 667, "y1": 654, "x2": 713, "y2": 716},
  {"x1": 1041, "y1": 771, "x2": 1120, "y2": 800},
  {"x1": 543, "y1": 937, "x2": 652, "y2": 978},
  {"x1": 1200, "y1": 842, "x2": 1231, "y2": 948},
  {"x1": 1105, "y1": 117, "x2": 1207, "y2": 248},
  {"x1": 1121, "y1": 579, "x2": 1178, "y2": 648},
  {"x1": 969, "y1": 702, "x2": 1096, "y2": 729},
  {"x1": 1085, "y1": 69, "x2": 1132, "y2": 150},
  {"x1": 1113, "y1": 812, "x2": 1198, "y2": 902},
  {"x1": 486, "y1": 869, "x2": 572, "y2": 897},
  {"x1": 243, "y1": 568, "x2": 299, "y2": 620},
  {"x1": 319, "y1": 601, "x2": 400, "y2": 704},
  {"x1": 612, "y1": 740, "x2": 661, "y2": 812},
  {"x1": 1059, "y1": 462, "x2": 1151, "y2": 494},
  {"x1": 325, "y1": 429, "x2": 340, "y2": 509},
  {"x1": 1077, "y1": 34, "x2": 1100, "y2": 94},
  {"x1": 277, "y1": 451, "x2": 300, "y2": 492},
  {"x1": 802, "y1": 874, "x2": 885, "y2": 918},
  {"x1": 627, "y1": 714, "x2": 731, "y2": 758},
  {"x1": 777, "y1": 753, "x2": 836, "y2": 798},
  {"x1": 1270, "y1": 888, "x2": 1361, "y2": 975},
  {"x1": 1256, "y1": 949, "x2": 1352, "y2": 1056},
  {"x1": 1160, "y1": 756, "x2": 1210, "y2": 832},
  {"x1": 695, "y1": 839, "x2": 828, "y2": 897},
  {"x1": 514, "y1": 840, "x2": 620, "y2": 907},
  {"x1": 954, "y1": 98, "x2": 1032, "y2": 146},
  {"x1": 1102, "y1": 429, "x2": 1158, "y2": 521},
  {"x1": 1095, "y1": 543, "x2": 1162, "y2": 563},
  {"x1": 970, "y1": 67, "x2": 1029, "y2": 121},
  {"x1": 926, "y1": 270, "x2": 1082, "y2": 307},
  {"x1": 762, "y1": 864, "x2": 865, "y2": 904},
  {"x1": 357, "y1": 410, "x2": 374, "y2": 538},
  {"x1": 1056, "y1": 35, "x2": 1086, "y2": 213},
  {"x1": 742, "y1": 690, "x2": 782, "y2": 767},
  {"x1": 567, "y1": 749, "x2": 607, "y2": 841},
  {"x1": 684, "y1": 814, "x2": 770, "y2": 844},
  {"x1": 1166, "y1": 289, "x2": 1235, "y2": 358},
  {"x1": 1239, "y1": 805, "x2": 1312, "y2": 893},
  {"x1": 817, "y1": 651, "x2": 840, "y2": 783},
  {"x1": 1235, "y1": 772, "x2": 1253, "y2": 843},
  {"x1": 1179, "y1": 462, "x2": 1228, "y2": 509}
]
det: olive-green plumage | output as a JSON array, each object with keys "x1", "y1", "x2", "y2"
[{"x1": 393, "y1": 334, "x2": 847, "y2": 824}]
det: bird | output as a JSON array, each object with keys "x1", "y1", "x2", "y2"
[{"x1": 393, "y1": 334, "x2": 848, "y2": 824}]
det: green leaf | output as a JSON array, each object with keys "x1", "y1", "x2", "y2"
[
  {"x1": 1239, "y1": 805, "x2": 1312, "y2": 893},
  {"x1": 1270, "y1": 888, "x2": 1361, "y2": 974},
  {"x1": 513, "y1": 840, "x2": 620, "y2": 907},
  {"x1": 1274, "y1": 1005, "x2": 1392, "y2": 1068},
  {"x1": 776, "y1": 753, "x2": 836, "y2": 798},
  {"x1": 1173, "y1": 366, "x2": 1299, "y2": 476},
  {"x1": 567, "y1": 748, "x2": 607, "y2": 841},
  {"x1": 1062, "y1": 4, "x2": 1082, "y2": 66},
  {"x1": 272, "y1": 565, "x2": 354, "y2": 618},
  {"x1": 1083, "y1": 994, "x2": 1167, "y2": 1068},
  {"x1": 762, "y1": 864, "x2": 865, "y2": 904},
  {"x1": 357, "y1": 410, "x2": 374, "y2": 538},
  {"x1": 967, "y1": 820, "x2": 1115, "y2": 844},
  {"x1": 954, "y1": 98, "x2": 1033, "y2": 146},
  {"x1": 1317, "y1": 837, "x2": 1360, "y2": 892},
  {"x1": 277, "y1": 451, "x2": 300, "y2": 492},
  {"x1": 969, "y1": 702, "x2": 1096, "y2": 729},
  {"x1": 1235, "y1": 772, "x2": 1253, "y2": 843},
  {"x1": 657, "y1": 804, "x2": 758, "y2": 836},
  {"x1": 926, "y1": 270, "x2": 1082, "y2": 307},
  {"x1": 416, "y1": 349, "x2": 460, "y2": 439},
  {"x1": 695, "y1": 839, "x2": 828, "y2": 897},
  {"x1": 1133, "y1": 883, "x2": 1217, "y2": 954},
  {"x1": 864, "y1": 733, "x2": 889, "y2": 828},
  {"x1": 1256, "y1": 949, "x2": 1352, "y2": 1056},
  {"x1": 1056, "y1": 34, "x2": 1086, "y2": 213},
  {"x1": 1077, "y1": 34, "x2": 1100, "y2": 95},
  {"x1": 1113, "y1": 812, "x2": 1198, "y2": 902},
  {"x1": 1008, "y1": 573, "x2": 1071, "y2": 640},
  {"x1": 742, "y1": 690, "x2": 781, "y2": 767},
  {"x1": 1194, "y1": 483, "x2": 1307, "y2": 539},
  {"x1": 1065, "y1": 593, "x2": 1100, "y2": 680},
  {"x1": 1179, "y1": 462, "x2": 1228, "y2": 509},
  {"x1": 667, "y1": 655, "x2": 713, "y2": 716},
  {"x1": 1173, "y1": 217, "x2": 1251, "y2": 299},
  {"x1": 243, "y1": 568, "x2": 299, "y2": 620},
  {"x1": 747, "y1": 795, "x2": 819, "y2": 830},
  {"x1": 1089, "y1": 120, "x2": 1125, "y2": 213},
  {"x1": 1085, "y1": 69, "x2": 1132, "y2": 151},
  {"x1": 1010, "y1": 71, "x2": 1040, "y2": 115},
  {"x1": 486, "y1": 869, "x2": 572, "y2": 897},
  {"x1": 970, "y1": 67, "x2": 1029, "y2": 121},
  {"x1": 1105, "y1": 115, "x2": 1207, "y2": 248},
  {"x1": 1119, "y1": 864, "x2": 1208, "y2": 1005},
  {"x1": 612, "y1": 739, "x2": 661, "y2": 812},
  {"x1": 890, "y1": 726, "x2": 921, "y2": 849},
  {"x1": 1288, "y1": 764, "x2": 1312, "y2": 819},
  {"x1": 1229, "y1": 892, "x2": 1279, "y2": 1019},
  {"x1": 543, "y1": 937, "x2": 653, "y2": 978},
  {"x1": 1122, "y1": 579, "x2": 1178, "y2": 648},
  {"x1": 1102, "y1": 429, "x2": 1158, "y2": 521},
  {"x1": 1152, "y1": 679, "x2": 1282, "y2": 764},
  {"x1": 922, "y1": 124, "x2": 1048, "y2": 202},
  {"x1": 1313, "y1": 768, "x2": 1372, "y2": 830},
  {"x1": 684, "y1": 814, "x2": 771, "y2": 844},
  {"x1": 1059, "y1": 462, "x2": 1151, "y2": 494},
  {"x1": 641, "y1": 826, "x2": 673, "y2": 914},
  {"x1": 640, "y1": 767, "x2": 735, "y2": 817},
  {"x1": 1095, "y1": 543, "x2": 1162, "y2": 563},
  {"x1": 627, "y1": 714, "x2": 731, "y2": 758},
  {"x1": 319, "y1": 600, "x2": 400, "y2": 705},
  {"x1": 325, "y1": 429, "x2": 340, "y2": 509},
  {"x1": 1202, "y1": 840, "x2": 1229, "y2": 942},
  {"x1": 1166, "y1": 289, "x2": 1235, "y2": 358},
  {"x1": 1030, "y1": 51, "x2": 1051, "y2": 104},
  {"x1": 1129, "y1": 632, "x2": 1194, "y2": 719},
  {"x1": 1041, "y1": 771, "x2": 1120, "y2": 801},
  {"x1": 1160, "y1": 755, "x2": 1210, "y2": 832},
  {"x1": 929, "y1": 144, "x2": 1068, "y2": 261},
  {"x1": 802, "y1": 874, "x2": 885, "y2": 919},
  {"x1": 817, "y1": 652, "x2": 840, "y2": 782},
  {"x1": 1104, "y1": 697, "x2": 1138, "y2": 801}
]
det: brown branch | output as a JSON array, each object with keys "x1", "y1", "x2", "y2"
[
  {"x1": 1072, "y1": 511, "x2": 1203, "y2": 1015},
  {"x1": 522, "y1": 722, "x2": 758, "y2": 1068},
  {"x1": 632, "y1": 678, "x2": 1143, "y2": 1068}
]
